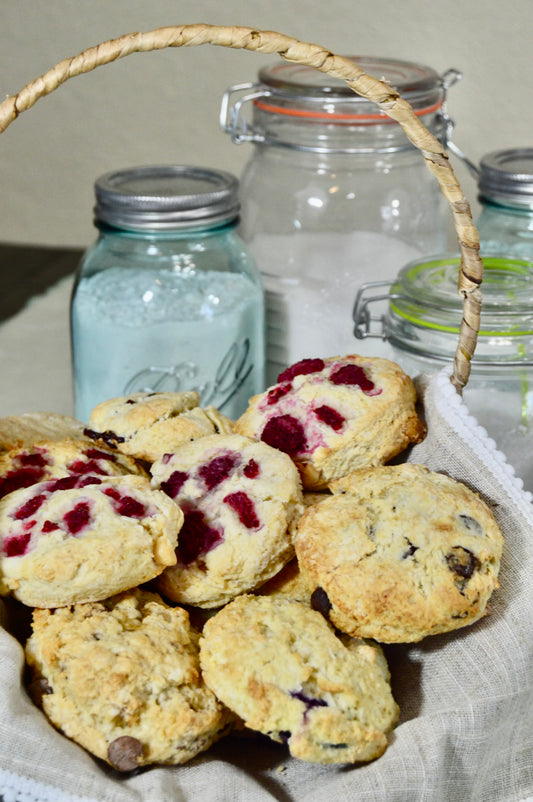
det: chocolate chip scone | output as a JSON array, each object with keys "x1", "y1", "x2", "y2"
[
  {"x1": 234, "y1": 355, "x2": 425, "y2": 490},
  {"x1": 151, "y1": 433, "x2": 304, "y2": 608},
  {"x1": 25, "y1": 589, "x2": 233, "y2": 770},
  {"x1": 86, "y1": 391, "x2": 234, "y2": 463},
  {"x1": 0, "y1": 439, "x2": 145, "y2": 501},
  {"x1": 199, "y1": 594, "x2": 399, "y2": 764},
  {"x1": 0, "y1": 474, "x2": 182, "y2": 607},
  {"x1": 296, "y1": 463, "x2": 504, "y2": 643}
]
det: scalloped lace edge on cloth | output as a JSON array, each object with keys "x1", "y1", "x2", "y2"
[
  {"x1": 429, "y1": 367, "x2": 533, "y2": 515},
  {"x1": 0, "y1": 767, "x2": 99, "y2": 802}
]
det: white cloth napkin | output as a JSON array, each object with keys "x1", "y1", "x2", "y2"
[{"x1": 0, "y1": 282, "x2": 532, "y2": 801}]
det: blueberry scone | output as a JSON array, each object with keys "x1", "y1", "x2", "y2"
[
  {"x1": 151, "y1": 433, "x2": 304, "y2": 608},
  {"x1": 25, "y1": 589, "x2": 233, "y2": 770},
  {"x1": 0, "y1": 439, "x2": 145, "y2": 501},
  {"x1": 296, "y1": 463, "x2": 504, "y2": 643},
  {"x1": 234, "y1": 355, "x2": 426, "y2": 489},
  {"x1": 86, "y1": 391, "x2": 234, "y2": 463},
  {"x1": 0, "y1": 474, "x2": 182, "y2": 608},
  {"x1": 199, "y1": 594, "x2": 399, "y2": 764}
]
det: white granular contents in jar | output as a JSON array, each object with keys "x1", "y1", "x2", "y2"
[{"x1": 248, "y1": 231, "x2": 421, "y2": 384}]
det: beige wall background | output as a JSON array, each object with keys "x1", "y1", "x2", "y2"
[{"x1": 0, "y1": 0, "x2": 531, "y2": 248}]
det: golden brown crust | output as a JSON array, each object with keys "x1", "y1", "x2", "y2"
[
  {"x1": 296, "y1": 463, "x2": 504, "y2": 643},
  {"x1": 25, "y1": 589, "x2": 233, "y2": 768},
  {"x1": 199, "y1": 594, "x2": 399, "y2": 764},
  {"x1": 0, "y1": 474, "x2": 182, "y2": 607},
  {"x1": 151, "y1": 433, "x2": 304, "y2": 608},
  {"x1": 88, "y1": 391, "x2": 234, "y2": 463},
  {"x1": 235, "y1": 355, "x2": 426, "y2": 490}
]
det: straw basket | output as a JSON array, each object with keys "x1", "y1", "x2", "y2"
[
  {"x1": 7, "y1": 23, "x2": 529, "y2": 802},
  {"x1": 0, "y1": 23, "x2": 483, "y2": 393}
]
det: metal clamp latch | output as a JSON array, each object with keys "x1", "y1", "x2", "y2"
[
  {"x1": 438, "y1": 68, "x2": 480, "y2": 178},
  {"x1": 352, "y1": 280, "x2": 397, "y2": 341},
  {"x1": 219, "y1": 82, "x2": 271, "y2": 144}
]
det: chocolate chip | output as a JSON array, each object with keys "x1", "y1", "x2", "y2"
[
  {"x1": 446, "y1": 546, "x2": 478, "y2": 579},
  {"x1": 107, "y1": 736, "x2": 143, "y2": 772},
  {"x1": 277, "y1": 730, "x2": 291, "y2": 744},
  {"x1": 459, "y1": 514, "x2": 483, "y2": 535},
  {"x1": 311, "y1": 587, "x2": 332, "y2": 620},
  {"x1": 402, "y1": 539, "x2": 419, "y2": 559},
  {"x1": 82, "y1": 428, "x2": 125, "y2": 449},
  {"x1": 28, "y1": 676, "x2": 53, "y2": 706}
]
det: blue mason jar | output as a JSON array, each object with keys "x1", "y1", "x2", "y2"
[
  {"x1": 71, "y1": 165, "x2": 265, "y2": 422},
  {"x1": 476, "y1": 148, "x2": 533, "y2": 259}
]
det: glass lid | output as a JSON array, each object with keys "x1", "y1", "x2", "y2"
[
  {"x1": 387, "y1": 254, "x2": 533, "y2": 363},
  {"x1": 256, "y1": 57, "x2": 444, "y2": 119}
]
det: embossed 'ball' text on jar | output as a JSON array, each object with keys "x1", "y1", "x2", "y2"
[
  {"x1": 221, "y1": 58, "x2": 460, "y2": 384},
  {"x1": 71, "y1": 165, "x2": 265, "y2": 422},
  {"x1": 353, "y1": 254, "x2": 533, "y2": 488}
]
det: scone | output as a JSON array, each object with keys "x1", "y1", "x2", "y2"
[
  {"x1": 151, "y1": 433, "x2": 304, "y2": 608},
  {"x1": 199, "y1": 594, "x2": 399, "y2": 764},
  {"x1": 0, "y1": 439, "x2": 145, "y2": 500},
  {"x1": 296, "y1": 463, "x2": 504, "y2": 643},
  {"x1": 86, "y1": 391, "x2": 234, "y2": 463},
  {"x1": 234, "y1": 355, "x2": 426, "y2": 489},
  {"x1": 0, "y1": 412, "x2": 89, "y2": 453},
  {"x1": 25, "y1": 589, "x2": 232, "y2": 770},
  {"x1": 255, "y1": 558, "x2": 314, "y2": 605},
  {"x1": 0, "y1": 474, "x2": 182, "y2": 608}
]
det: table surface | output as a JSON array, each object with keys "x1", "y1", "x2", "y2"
[{"x1": 0, "y1": 242, "x2": 81, "y2": 323}]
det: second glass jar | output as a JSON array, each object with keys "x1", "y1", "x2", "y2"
[
  {"x1": 71, "y1": 165, "x2": 265, "y2": 422},
  {"x1": 221, "y1": 57, "x2": 460, "y2": 384}
]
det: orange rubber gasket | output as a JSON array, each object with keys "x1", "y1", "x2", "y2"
[{"x1": 253, "y1": 98, "x2": 443, "y2": 122}]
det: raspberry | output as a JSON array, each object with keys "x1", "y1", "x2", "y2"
[
  {"x1": 13, "y1": 494, "x2": 47, "y2": 520},
  {"x1": 103, "y1": 487, "x2": 147, "y2": 518},
  {"x1": 64, "y1": 502, "x2": 92, "y2": 535},
  {"x1": 313, "y1": 405, "x2": 345, "y2": 431},
  {"x1": 84, "y1": 448, "x2": 117, "y2": 462},
  {"x1": 18, "y1": 453, "x2": 48, "y2": 468},
  {"x1": 3, "y1": 532, "x2": 31, "y2": 557},
  {"x1": 178, "y1": 509, "x2": 223, "y2": 564},
  {"x1": 199, "y1": 453, "x2": 238, "y2": 490},
  {"x1": 329, "y1": 364, "x2": 375, "y2": 392},
  {"x1": 261, "y1": 415, "x2": 307, "y2": 456},
  {"x1": 266, "y1": 382, "x2": 292, "y2": 405},
  {"x1": 68, "y1": 459, "x2": 109, "y2": 476},
  {"x1": 0, "y1": 467, "x2": 47, "y2": 500},
  {"x1": 223, "y1": 491, "x2": 260, "y2": 529},
  {"x1": 243, "y1": 459, "x2": 260, "y2": 479},
  {"x1": 160, "y1": 470, "x2": 189, "y2": 499},
  {"x1": 277, "y1": 358, "x2": 325, "y2": 383}
]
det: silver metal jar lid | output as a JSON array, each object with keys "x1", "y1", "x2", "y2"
[
  {"x1": 478, "y1": 148, "x2": 533, "y2": 209},
  {"x1": 94, "y1": 165, "x2": 241, "y2": 230}
]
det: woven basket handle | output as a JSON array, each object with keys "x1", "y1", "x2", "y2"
[{"x1": 0, "y1": 23, "x2": 482, "y2": 391}]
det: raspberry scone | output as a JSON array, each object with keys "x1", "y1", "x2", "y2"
[
  {"x1": 0, "y1": 412, "x2": 89, "y2": 454},
  {"x1": 0, "y1": 474, "x2": 182, "y2": 608},
  {"x1": 0, "y1": 439, "x2": 145, "y2": 501},
  {"x1": 296, "y1": 463, "x2": 504, "y2": 643},
  {"x1": 25, "y1": 589, "x2": 233, "y2": 770},
  {"x1": 86, "y1": 391, "x2": 234, "y2": 463},
  {"x1": 234, "y1": 355, "x2": 426, "y2": 489},
  {"x1": 150, "y1": 433, "x2": 304, "y2": 608},
  {"x1": 199, "y1": 594, "x2": 399, "y2": 764}
]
